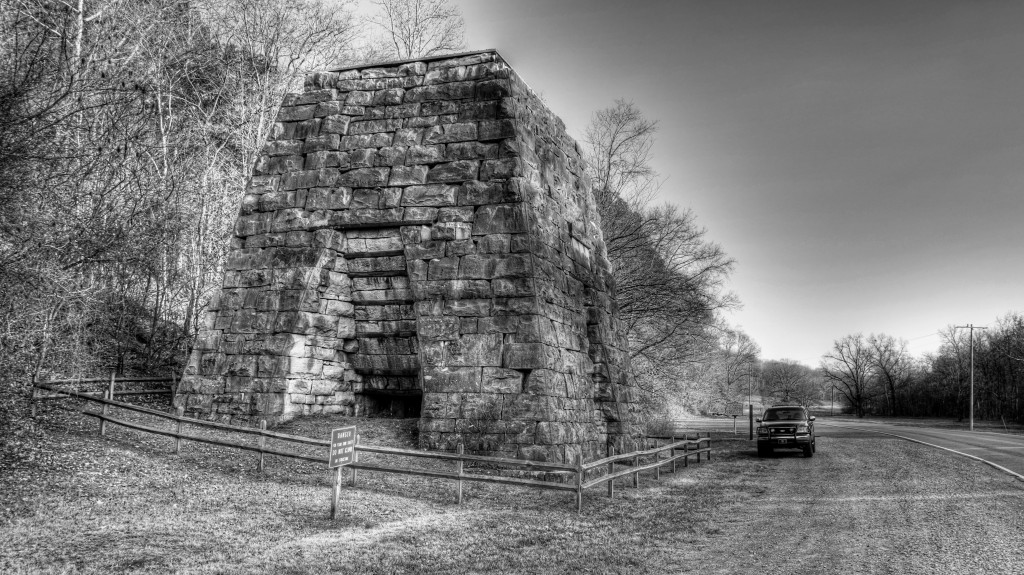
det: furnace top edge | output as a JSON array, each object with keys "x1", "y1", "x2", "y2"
[{"x1": 328, "y1": 48, "x2": 501, "y2": 73}]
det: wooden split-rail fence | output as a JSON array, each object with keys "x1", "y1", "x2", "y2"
[
  {"x1": 33, "y1": 380, "x2": 713, "y2": 513},
  {"x1": 30, "y1": 372, "x2": 176, "y2": 417}
]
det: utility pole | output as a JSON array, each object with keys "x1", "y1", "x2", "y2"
[{"x1": 954, "y1": 324, "x2": 987, "y2": 431}]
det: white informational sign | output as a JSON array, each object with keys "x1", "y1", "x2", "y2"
[{"x1": 329, "y1": 426, "x2": 357, "y2": 468}]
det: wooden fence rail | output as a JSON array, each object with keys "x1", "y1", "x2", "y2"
[
  {"x1": 33, "y1": 380, "x2": 713, "y2": 513},
  {"x1": 41, "y1": 376, "x2": 177, "y2": 385},
  {"x1": 31, "y1": 373, "x2": 176, "y2": 415},
  {"x1": 581, "y1": 436, "x2": 711, "y2": 491}
]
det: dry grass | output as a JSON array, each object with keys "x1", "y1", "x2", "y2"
[
  {"x1": 0, "y1": 400, "x2": 751, "y2": 574},
  {"x1": 828, "y1": 414, "x2": 1024, "y2": 435},
  {"x1": 4, "y1": 403, "x2": 1024, "y2": 574}
]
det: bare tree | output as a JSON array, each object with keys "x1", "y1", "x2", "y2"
[
  {"x1": 584, "y1": 101, "x2": 735, "y2": 360},
  {"x1": 821, "y1": 334, "x2": 875, "y2": 417},
  {"x1": 200, "y1": 0, "x2": 359, "y2": 175},
  {"x1": 989, "y1": 312, "x2": 1024, "y2": 363},
  {"x1": 938, "y1": 325, "x2": 970, "y2": 418},
  {"x1": 584, "y1": 99, "x2": 659, "y2": 265},
  {"x1": 868, "y1": 333, "x2": 912, "y2": 416},
  {"x1": 583, "y1": 100, "x2": 738, "y2": 420},
  {"x1": 365, "y1": 0, "x2": 465, "y2": 60},
  {"x1": 760, "y1": 359, "x2": 817, "y2": 406},
  {"x1": 717, "y1": 324, "x2": 761, "y2": 404}
]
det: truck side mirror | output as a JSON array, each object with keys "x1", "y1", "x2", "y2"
[
  {"x1": 755, "y1": 418, "x2": 761, "y2": 423},
  {"x1": 809, "y1": 416, "x2": 816, "y2": 421}
]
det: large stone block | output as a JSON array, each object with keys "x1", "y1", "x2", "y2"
[
  {"x1": 337, "y1": 167, "x2": 390, "y2": 187},
  {"x1": 472, "y1": 204, "x2": 528, "y2": 234},
  {"x1": 401, "y1": 184, "x2": 458, "y2": 206},
  {"x1": 407, "y1": 144, "x2": 445, "y2": 164},
  {"x1": 349, "y1": 118, "x2": 403, "y2": 134},
  {"x1": 427, "y1": 257, "x2": 460, "y2": 280},
  {"x1": 423, "y1": 123, "x2": 478, "y2": 144},
  {"x1": 422, "y1": 367, "x2": 481, "y2": 393},
  {"x1": 445, "y1": 334, "x2": 503, "y2": 367},
  {"x1": 444, "y1": 141, "x2": 497, "y2": 161},
  {"x1": 404, "y1": 240, "x2": 446, "y2": 260},
  {"x1": 277, "y1": 104, "x2": 316, "y2": 122},
  {"x1": 418, "y1": 316, "x2": 460, "y2": 341},
  {"x1": 493, "y1": 254, "x2": 533, "y2": 278},
  {"x1": 443, "y1": 299, "x2": 492, "y2": 317},
  {"x1": 504, "y1": 343, "x2": 559, "y2": 370},
  {"x1": 306, "y1": 187, "x2": 352, "y2": 210},
  {"x1": 430, "y1": 222, "x2": 472, "y2": 241},
  {"x1": 427, "y1": 161, "x2": 480, "y2": 183},
  {"x1": 505, "y1": 394, "x2": 557, "y2": 422},
  {"x1": 482, "y1": 367, "x2": 523, "y2": 394},
  {"x1": 492, "y1": 277, "x2": 534, "y2": 297},
  {"x1": 405, "y1": 82, "x2": 476, "y2": 102},
  {"x1": 458, "y1": 254, "x2": 497, "y2": 279},
  {"x1": 480, "y1": 158, "x2": 521, "y2": 180},
  {"x1": 523, "y1": 369, "x2": 566, "y2": 396}
]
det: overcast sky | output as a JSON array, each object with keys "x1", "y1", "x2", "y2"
[{"x1": 448, "y1": 0, "x2": 1024, "y2": 366}]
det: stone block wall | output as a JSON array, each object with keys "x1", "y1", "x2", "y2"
[{"x1": 174, "y1": 50, "x2": 643, "y2": 464}]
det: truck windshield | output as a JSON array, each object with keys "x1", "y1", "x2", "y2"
[{"x1": 764, "y1": 409, "x2": 804, "y2": 421}]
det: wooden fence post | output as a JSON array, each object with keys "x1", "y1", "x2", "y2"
[
  {"x1": 654, "y1": 439, "x2": 660, "y2": 481},
  {"x1": 671, "y1": 435, "x2": 677, "y2": 473},
  {"x1": 100, "y1": 371, "x2": 114, "y2": 436},
  {"x1": 697, "y1": 432, "x2": 702, "y2": 463},
  {"x1": 607, "y1": 444, "x2": 615, "y2": 499},
  {"x1": 30, "y1": 374, "x2": 37, "y2": 419},
  {"x1": 707, "y1": 435, "x2": 712, "y2": 461},
  {"x1": 175, "y1": 406, "x2": 184, "y2": 454},
  {"x1": 258, "y1": 420, "x2": 266, "y2": 472},
  {"x1": 331, "y1": 465, "x2": 343, "y2": 520},
  {"x1": 684, "y1": 440, "x2": 689, "y2": 468},
  {"x1": 350, "y1": 434, "x2": 360, "y2": 487},
  {"x1": 168, "y1": 370, "x2": 178, "y2": 406},
  {"x1": 75, "y1": 375, "x2": 83, "y2": 427},
  {"x1": 576, "y1": 457, "x2": 584, "y2": 514},
  {"x1": 633, "y1": 447, "x2": 639, "y2": 489},
  {"x1": 456, "y1": 443, "x2": 464, "y2": 505}
]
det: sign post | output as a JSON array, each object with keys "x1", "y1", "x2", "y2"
[
  {"x1": 328, "y1": 425, "x2": 357, "y2": 520},
  {"x1": 725, "y1": 401, "x2": 743, "y2": 434}
]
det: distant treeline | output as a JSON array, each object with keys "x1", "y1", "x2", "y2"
[{"x1": 821, "y1": 316, "x2": 1024, "y2": 423}]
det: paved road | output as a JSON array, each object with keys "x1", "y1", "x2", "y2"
[
  {"x1": 816, "y1": 418, "x2": 1024, "y2": 480},
  {"x1": 676, "y1": 416, "x2": 1024, "y2": 481}
]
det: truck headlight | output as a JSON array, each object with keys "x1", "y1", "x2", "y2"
[
  {"x1": 797, "y1": 424, "x2": 808, "y2": 432},
  {"x1": 757, "y1": 427, "x2": 768, "y2": 435}
]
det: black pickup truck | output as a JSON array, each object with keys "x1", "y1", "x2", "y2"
[{"x1": 756, "y1": 405, "x2": 816, "y2": 457}]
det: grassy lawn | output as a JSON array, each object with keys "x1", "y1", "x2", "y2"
[
  {"x1": 8, "y1": 403, "x2": 1021, "y2": 574},
  {"x1": 824, "y1": 414, "x2": 1024, "y2": 435},
  {"x1": 1, "y1": 402, "x2": 751, "y2": 574}
]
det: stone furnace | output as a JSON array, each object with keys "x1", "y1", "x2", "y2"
[{"x1": 174, "y1": 50, "x2": 642, "y2": 463}]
